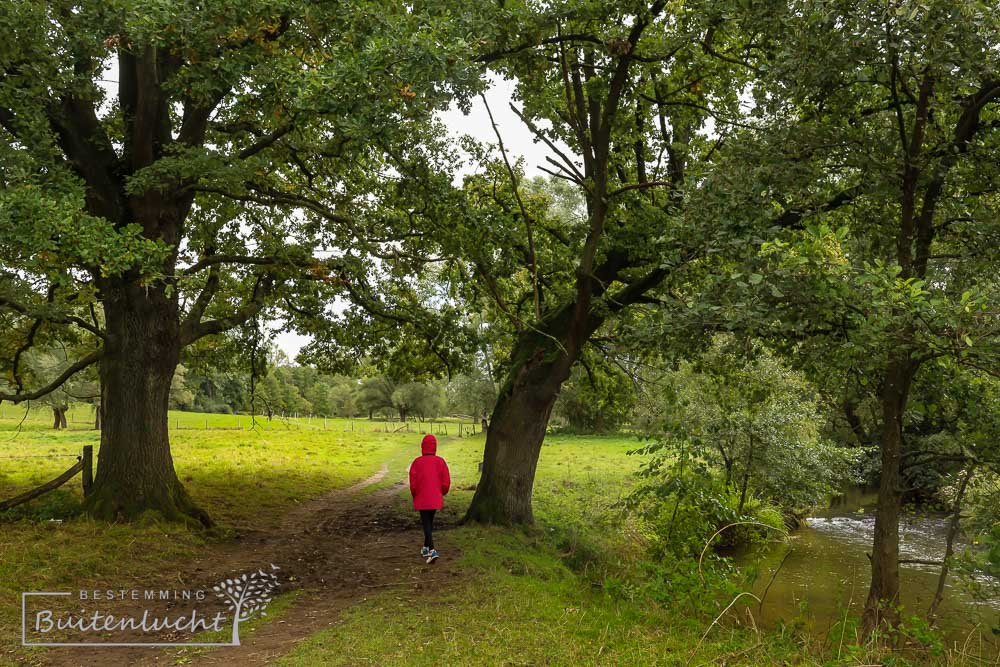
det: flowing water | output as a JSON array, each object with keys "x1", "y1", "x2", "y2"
[{"x1": 743, "y1": 487, "x2": 1000, "y2": 648}]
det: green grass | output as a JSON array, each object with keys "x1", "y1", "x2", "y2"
[
  {"x1": 279, "y1": 433, "x2": 994, "y2": 666},
  {"x1": 0, "y1": 406, "x2": 435, "y2": 528},
  {"x1": 279, "y1": 527, "x2": 766, "y2": 667},
  {"x1": 276, "y1": 433, "x2": 790, "y2": 666},
  {"x1": 0, "y1": 406, "x2": 433, "y2": 660},
  {"x1": 278, "y1": 433, "x2": 785, "y2": 666},
  {"x1": 0, "y1": 411, "x2": 651, "y2": 663},
  {"x1": 3, "y1": 409, "x2": 989, "y2": 665}
]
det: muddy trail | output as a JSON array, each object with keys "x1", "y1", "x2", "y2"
[{"x1": 35, "y1": 466, "x2": 462, "y2": 666}]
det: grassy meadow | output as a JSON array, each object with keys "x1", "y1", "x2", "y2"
[
  {"x1": 0, "y1": 406, "x2": 421, "y2": 663},
  {"x1": 0, "y1": 407, "x2": 988, "y2": 665}
]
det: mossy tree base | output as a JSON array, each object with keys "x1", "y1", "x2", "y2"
[{"x1": 82, "y1": 477, "x2": 213, "y2": 528}]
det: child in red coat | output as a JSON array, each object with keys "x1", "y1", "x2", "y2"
[{"x1": 409, "y1": 434, "x2": 451, "y2": 563}]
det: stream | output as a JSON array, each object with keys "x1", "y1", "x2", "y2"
[{"x1": 743, "y1": 487, "x2": 1000, "y2": 647}]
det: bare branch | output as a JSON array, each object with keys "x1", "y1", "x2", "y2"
[
  {"x1": 508, "y1": 103, "x2": 588, "y2": 186},
  {"x1": 0, "y1": 350, "x2": 103, "y2": 404},
  {"x1": 180, "y1": 254, "x2": 282, "y2": 276},
  {"x1": 237, "y1": 123, "x2": 295, "y2": 160},
  {"x1": 609, "y1": 180, "x2": 673, "y2": 197},
  {"x1": 193, "y1": 185, "x2": 353, "y2": 225},
  {"x1": 475, "y1": 33, "x2": 604, "y2": 64},
  {"x1": 482, "y1": 95, "x2": 541, "y2": 321},
  {"x1": 770, "y1": 186, "x2": 860, "y2": 230}
]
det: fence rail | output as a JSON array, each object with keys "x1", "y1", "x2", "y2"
[{"x1": 0, "y1": 446, "x2": 92, "y2": 512}]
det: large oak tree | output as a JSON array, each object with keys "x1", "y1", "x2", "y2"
[
  {"x1": 0, "y1": 0, "x2": 474, "y2": 525},
  {"x1": 440, "y1": 0, "x2": 762, "y2": 524}
]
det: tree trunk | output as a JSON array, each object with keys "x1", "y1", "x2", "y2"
[
  {"x1": 862, "y1": 357, "x2": 916, "y2": 636},
  {"x1": 738, "y1": 430, "x2": 754, "y2": 514},
  {"x1": 721, "y1": 448, "x2": 734, "y2": 489},
  {"x1": 464, "y1": 375, "x2": 563, "y2": 524},
  {"x1": 82, "y1": 281, "x2": 211, "y2": 527},
  {"x1": 465, "y1": 316, "x2": 590, "y2": 525},
  {"x1": 928, "y1": 467, "x2": 974, "y2": 621},
  {"x1": 52, "y1": 407, "x2": 64, "y2": 430},
  {"x1": 94, "y1": 401, "x2": 101, "y2": 430}
]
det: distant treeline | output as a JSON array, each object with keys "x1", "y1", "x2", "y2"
[
  {"x1": 15, "y1": 345, "x2": 640, "y2": 432},
  {"x1": 171, "y1": 363, "x2": 498, "y2": 422},
  {"x1": 173, "y1": 354, "x2": 638, "y2": 432}
]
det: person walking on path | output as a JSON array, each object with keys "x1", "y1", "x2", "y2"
[{"x1": 409, "y1": 434, "x2": 450, "y2": 563}]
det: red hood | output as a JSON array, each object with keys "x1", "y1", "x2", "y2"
[{"x1": 421, "y1": 434, "x2": 437, "y2": 455}]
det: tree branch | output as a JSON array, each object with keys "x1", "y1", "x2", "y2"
[
  {"x1": 0, "y1": 295, "x2": 106, "y2": 338},
  {"x1": 180, "y1": 274, "x2": 275, "y2": 345},
  {"x1": 237, "y1": 123, "x2": 295, "y2": 160},
  {"x1": 0, "y1": 350, "x2": 103, "y2": 404},
  {"x1": 193, "y1": 185, "x2": 354, "y2": 225},
  {"x1": 475, "y1": 33, "x2": 604, "y2": 64},
  {"x1": 482, "y1": 95, "x2": 541, "y2": 321},
  {"x1": 770, "y1": 186, "x2": 860, "y2": 230},
  {"x1": 606, "y1": 266, "x2": 670, "y2": 314},
  {"x1": 180, "y1": 254, "x2": 282, "y2": 276}
]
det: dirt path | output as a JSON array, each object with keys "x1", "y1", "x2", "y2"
[{"x1": 37, "y1": 466, "x2": 462, "y2": 666}]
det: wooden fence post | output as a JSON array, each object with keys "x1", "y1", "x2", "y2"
[{"x1": 82, "y1": 445, "x2": 93, "y2": 496}]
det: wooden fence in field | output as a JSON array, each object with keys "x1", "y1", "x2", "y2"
[{"x1": 0, "y1": 445, "x2": 93, "y2": 512}]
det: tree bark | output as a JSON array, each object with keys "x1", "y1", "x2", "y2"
[
  {"x1": 465, "y1": 312, "x2": 592, "y2": 525},
  {"x1": 862, "y1": 356, "x2": 916, "y2": 636},
  {"x1": 82, "y1": 280, "x2": 212, "y2": 527}
]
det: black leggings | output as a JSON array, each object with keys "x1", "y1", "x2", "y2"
[{"x1": 420, "y1": 509, "x2": 436, "y2": 549}]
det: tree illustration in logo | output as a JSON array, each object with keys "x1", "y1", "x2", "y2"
[{"x1": 212, "y1": 564, "x2": 280, "y2": 645}]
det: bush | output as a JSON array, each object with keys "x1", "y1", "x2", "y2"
[{"x1": 630, "y1": 472, "x2": 786, "y2": 563}]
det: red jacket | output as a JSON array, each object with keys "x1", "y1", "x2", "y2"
[{"x1": 409, "y1": 435, "x2": 450, "y2": 510}]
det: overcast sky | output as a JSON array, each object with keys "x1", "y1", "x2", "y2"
[{"x1": 275, "y1": 77, "x2": 560, "y2": 358}]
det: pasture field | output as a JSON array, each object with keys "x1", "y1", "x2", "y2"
[{"x1": 0, "y1": 408, "x2": 976, "y2": 665}]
